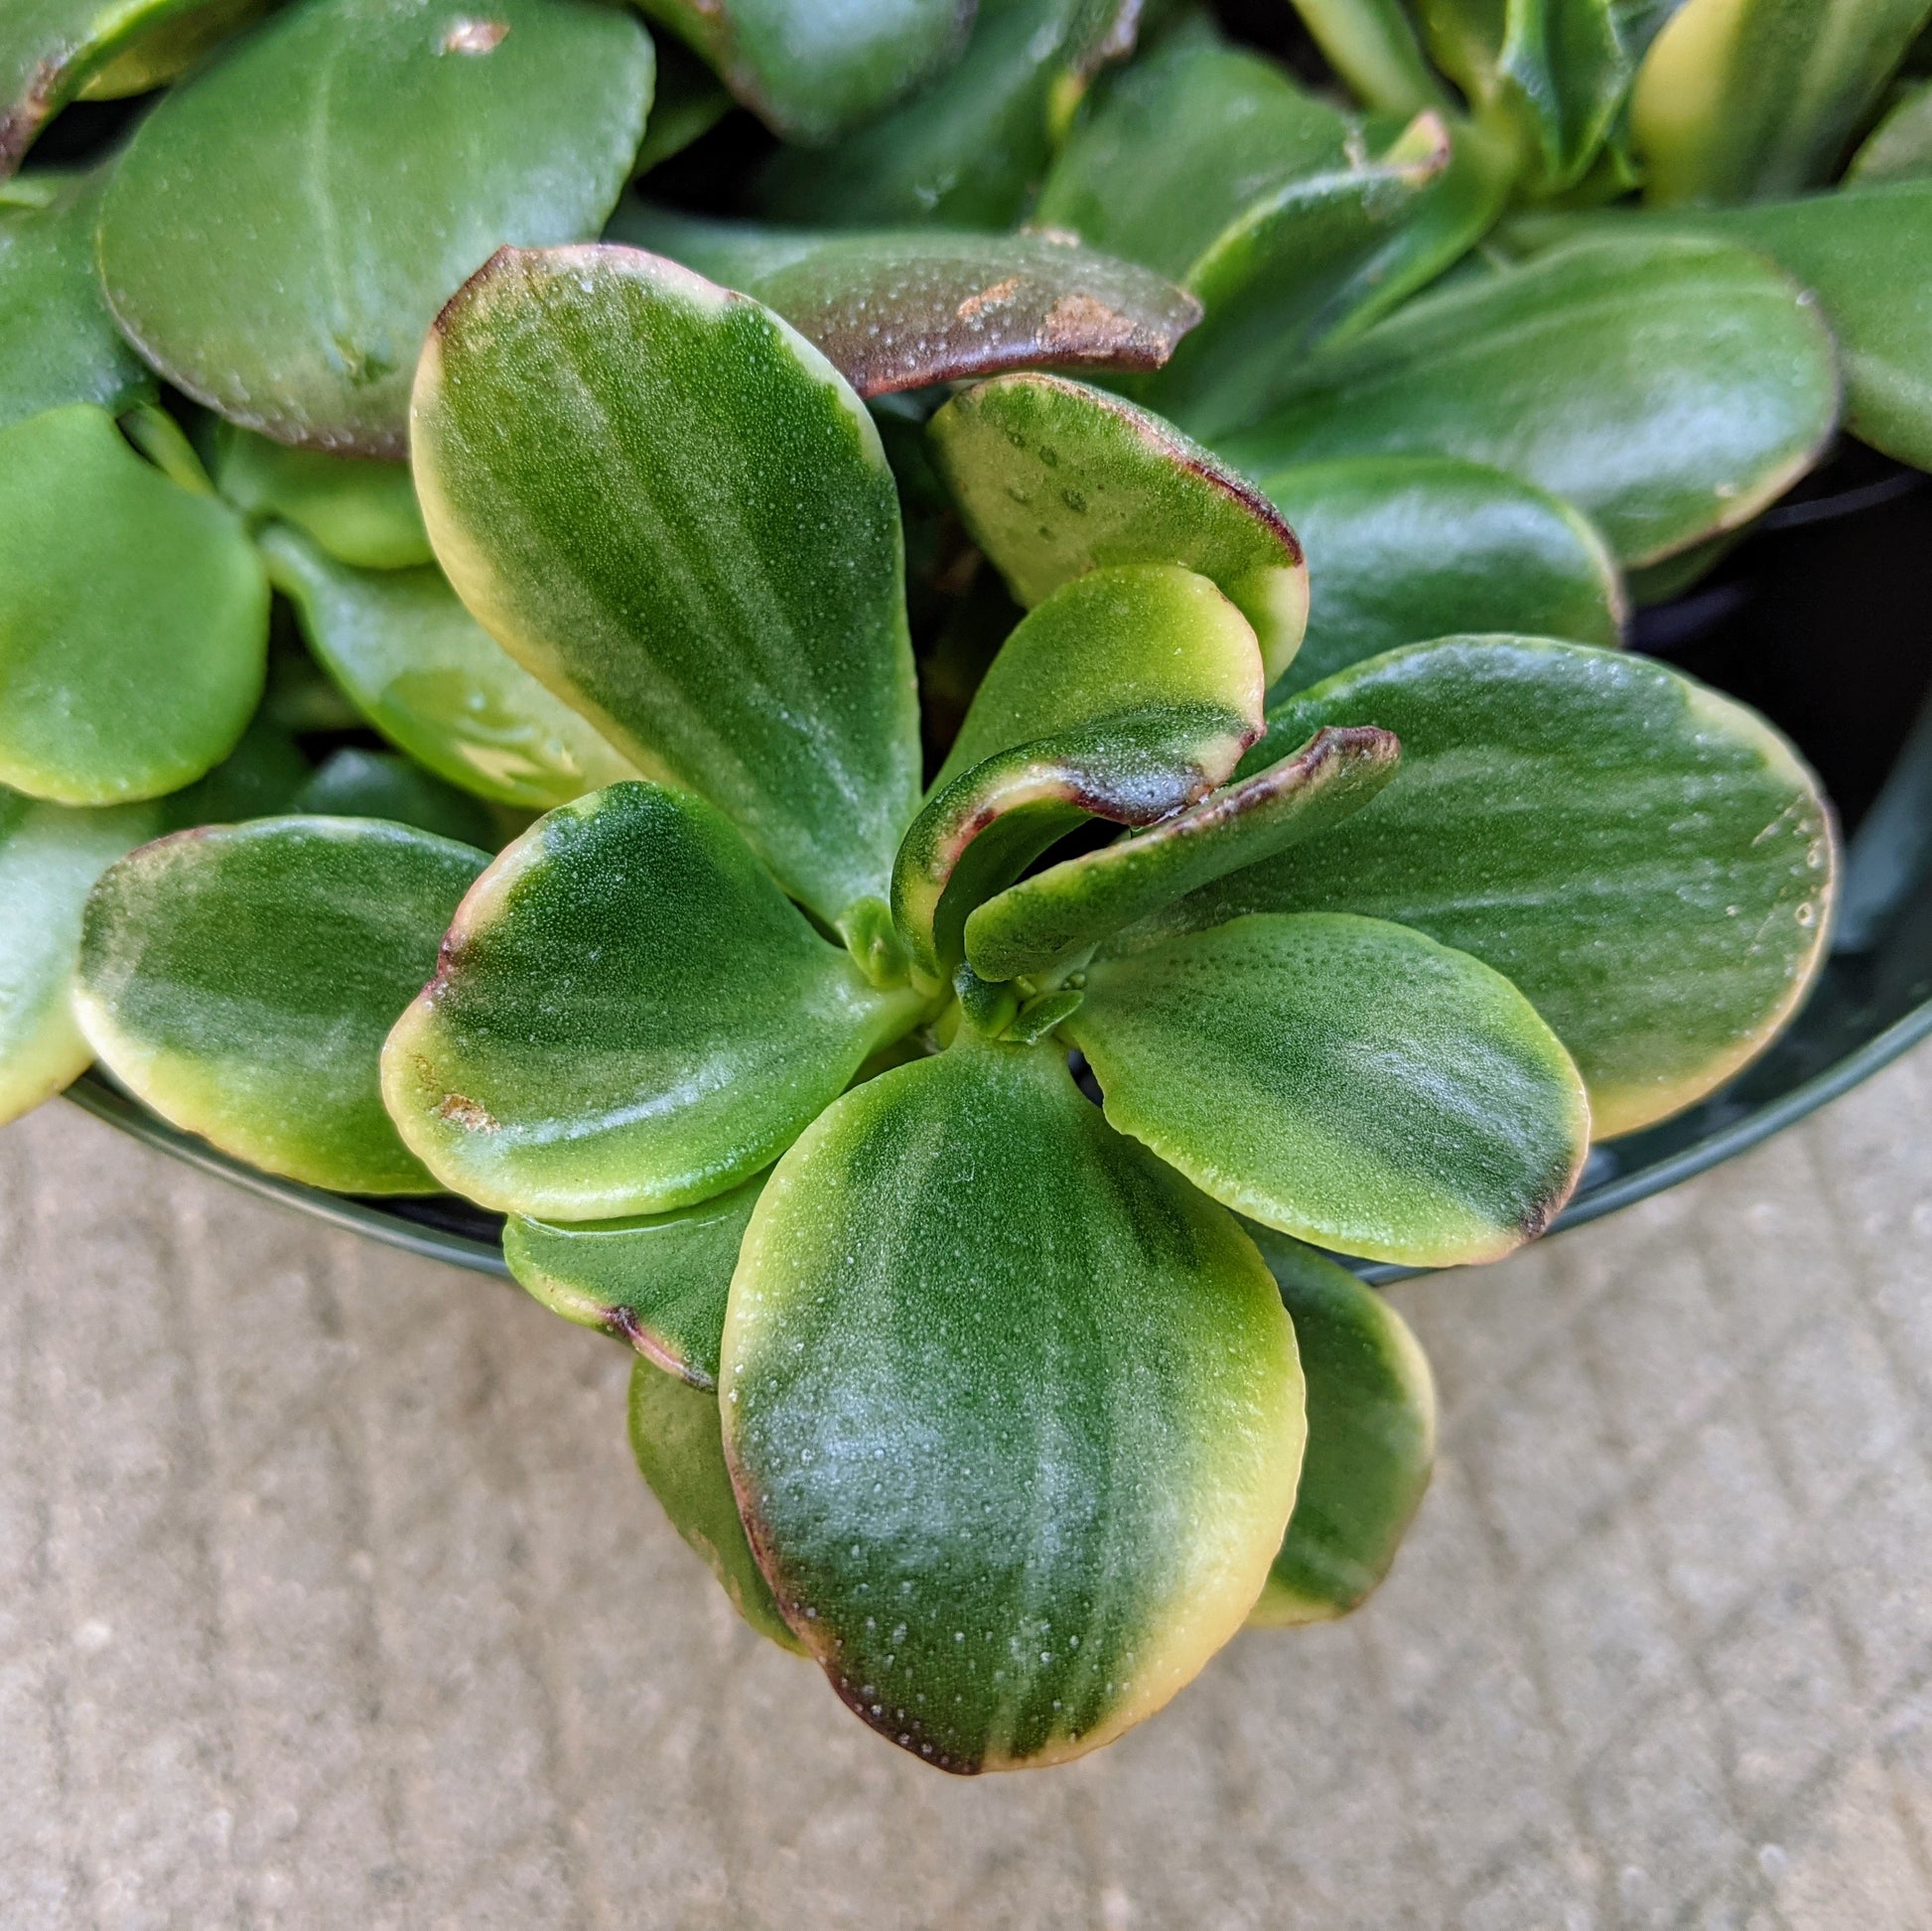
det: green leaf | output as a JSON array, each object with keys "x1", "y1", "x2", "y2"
[
  {"x1": 212, "y1": 423, "x2": 430, "y2": 571},
  {"x1": 721, "y1": 1035, "x2": 1304, "y2": 1771},
  {"x1": 0, "y1": 168, "x2": 151, "y2": 432},
  {"x1": 412, "y1": 245, "x2": 920, "y2": 924},
  {"x1": 1285, "y1": 0, "x2": 1449, "y2": 115},
  {"x1": 259, "y1": 524, "x2": 635, "y2": 813},
  {"x1": 1242, "y1": 1229, "x2": 1436, "y2": 1625},
  {"x1": 964, "y1": 725, "x2": 1401, "y2": 982},
  {"x1": 0, "y1": 787, "x2": 159, "y2": 1126},
  {"x1": 635, "y1": 0, "x2": 971, "y2": 145},
  {"x1": 382, "y1": 781, "x2": 926, "y2": 1219},
  {"x1": 927, "y1": 374, "x2": 1308, "y2": 682},
  {"x1": 631, "y1": 33, "x2": 731, "y2": 177},
  {"x1": 292, "y1": 748, "x2": 501, "y2": 850},
  {"x1": 76, "y1": 815, "x2": 488, "y2": 1191},
  {"x1": 1067, "y1": 912, "x2": 1588, "y2": 1266},
  {"x1": 752, "y1": 0, "x2": 1140, "y2": 229},
  {"x1": 1418, "y1": 0, "x2": 1631, "y2": 194},
  {"x1": 506, "y1": 1172, "x2": 764, "y2": 1387},
  {"x1": 627, "y1": 1360, "x2": 805, "y2": 1654},
  {"x1": 97, "y1": 0, "x2": 655, "y2": 456},
  {"x1": 1631, "y1": 0, "x2": 1932, "y2": 205},
  {"x1": 608, "y1": 207, "x2": 1202, "y2": 396},
  {"x1": 75, "y1": 0, "x2": 263, "y2": 98},
  {"x1": 1215, "y1": 234, "x2": 1838, "y2": 566},
  {"x1": 1255, "y1": 455, "x2": 1623, "y2": 697},
  {"x1": 1, "y1": 0, "x2": 213, "y2": 172},
  {"x1": 1850, "y1": 75, "x2": 1932, "y2": 181},
  {"x1": 0, "y1": 403, "x2": 268, "y2": 804},
  {"x1": 157, "y1": 711, "x2": 310, "y2": 830},
  {"x1": 1128, "y1": 638, "x2": 1836, "y2": 1139}
]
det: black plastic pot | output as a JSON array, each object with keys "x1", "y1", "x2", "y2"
[{"x1": 65, "y1": 445, "x2": 1932, "y2": 1284}]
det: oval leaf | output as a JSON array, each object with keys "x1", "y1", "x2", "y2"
[
  {"x1": 412, "y1": 244, "x2": 920, "y2": 923},
  {"x1": 1128, "y1": 637, "x2": 1837, "y2": 1138},
  {"x1": 76, "y1": 815, "x2": 488, "y2": 1190},
  {"x1": 506, "y1": 1171, "x2": 765, "y2": 1387},
  {"x1": 0, "y1": 787, "x2": 159, "y2": 1125},
  {"x1": 260, "y1": 524, "x2": 635, "y2": 812},
  {"x1": 722, "y1": 1036, "x2": 1304, "y2": 1772},
  {"x1": 0, "y1": 403, "x2": 267, "y2": 804},
  {"x1": 1850, "y1": 75, "x2": 1932, "y2": 182},
  {"x1": 1255, "y1": 454, "x2": 1623, "y2": 696},
  {"x1": 1067, "y1": 912, "x2": 1589, "y2": 1266},
  {"x1": 1242, "y1": 1227, "x2": 1436, "y2": 1625},
  {"x1": 607, "y1": 207, "x2": 1202, "y2": 396},
  {"x1": 382, "y1": 781, "x2": 925, "y2": 1220},
  {"x1": 964, "y1": 725, "x2": 1401, "y2": 982},
  {"x1": 1215, "y1": 233, "x2": 1839, "y2": 566},
  {"x1": 213, "y1": 423, "x2": 431, "y2": 571},
  {"x1": 927, "y1": 373, "x2": 1309, "y2": 682},
  {"x1": 98, "y1": 0, "x2": 655, "y2": 454},
  {"x1": 628, "y1": 1360, "x2": 805, "y2": 1655}
]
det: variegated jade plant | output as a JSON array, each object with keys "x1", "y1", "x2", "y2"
[{"x1": 7, "y1": 0, "x2": 1922, "y2": 1771}]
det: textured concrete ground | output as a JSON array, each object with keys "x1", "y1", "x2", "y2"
[{"x1": 3, "y1": 1042, "x2": 1930, "y2": 1930}]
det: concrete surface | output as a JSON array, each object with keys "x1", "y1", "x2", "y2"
[{"x1": 3, "y1": 1041, "x2": 1931, "y2": 1930}]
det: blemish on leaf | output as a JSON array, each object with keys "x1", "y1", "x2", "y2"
[
  {"x1": 956, "y1": 278, "x2": 1022, "y2": 322},
  {"x1": 441, "y1": 17, "x2": 509, "y2": 54},
  {"x1": 437, "y1": 1090, "x2": 499, "y2": 1132}
]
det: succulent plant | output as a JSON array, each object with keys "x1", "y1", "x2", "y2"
[{"x1": 1, "y1": 0, "x2": 1923, "y2": 1769}]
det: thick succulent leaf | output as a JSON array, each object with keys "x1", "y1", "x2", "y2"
[
  {"x1": 1129, "y1": 638, "x2": 1836, "y2": 1138},
  {"x1": 76, "y1": 816, "x2": 487, "y2": 1191},
  {"x1": 927, "y1": 374, "x2": 1308, "y2": 681},
  {"x1": 156, "y1": 713, "x2": 311, "y2": 832},
  {"x1": 0, "y1": 0, "x2": 213, "y2": 172},
  {"x1": 382, "y1": 782, "x2": 925, "y2": 1220},
  {"x1": 412, "y1": 245, "x2": 920, "y2": 923},
  {"x1": 1419, "y1": 0, "x2": 1630, "y2": 194},
  {"x1": 752, "y1": 0, "x2": 1141, "y2": 229},
  {"x1": 1851, "y1": 76, "x2": 1932, "y2": 181},
  {"x1": 964, "y1": 726, "x2": 1401, "y2": 982},
  {"x1": 0, "y1": 788, "x2": 159, "y2": 1125},
  {"x1": 636, "y1": 0, "x2": 971, "y2": 145},
  {"x1": 213, "y1": 424, "x2": 430, "y2": 571},
  {"x1": 1286, "y1": 0, "x2": 1448, "y2": 114},
  {"x1": 627, "y1": 1361, "x2": 804, "y2": 1655},
  {"x1": 75, "y1": 0, "x2": 263, "y2": 97},
  {"x1": 1243, "y1": 1228, "x2": 1436, "y2": 1625},
  {"x1": 1215, "y1": 234, "x2": 1838, "y2": 566},
  {"x1": 631, "y1": 34, "x2": 731, "y2": 177},
  {"x1": 506, "y1": 1172, "x2": 765, "y2": 1387},
  {"x1": 610, "y1": 207, "x2": 1201, "y2": 395},
  {"x1": 0, "y1": 404, "x2": 267, "y2": 804},
  {"x1": 1256, "y1": 455, "x2": 1623, "y2": 696},
  {"x1": 260, "y1": 525, "x2": 635, "y2": 812},
  {"x1": 721, "y1": 1036, "x2": 1304, "y2": 1772},
  {"x1": 292, "y1": 748, "x2": 501, "y2": 849},
  {"x1": 97, "y1": 0, "x2": 655, "y2": 456},
  {"x1": 0, "y1": 169, "x2": 150, "y2": 432},
  {"x1": 1631, "y1": 0, "x2": 1932, "y2": 206},
  {"x1": 1067, "y1": 913, "x2": 1588, "y2": 1266}
]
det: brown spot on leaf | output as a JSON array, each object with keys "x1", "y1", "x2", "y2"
[
  {"x1": 441, "y1": 16, "x2": 508, "y2": 54},
  {"x1": 437, "y1": 1091, "x2": 499, "y2": 1131},
  {"x1": 955, "y1": 277, "x2": 1022, "y2": 322},
  {"x1": 1041, "y1": 292, "x2": 1136, "y2": 352}
]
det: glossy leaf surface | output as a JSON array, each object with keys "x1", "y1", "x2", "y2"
[
  {"x1": 636, "y1": 0, "x2": 970, "y2": 145},
  {"x1": 383, "y1": 783, "x2": 924, "y2": 1219},
  {"x1": 0, "y1": 788, "x2": 158, "y2": 1125},
  {"x1": 627, "y1": 1361, "x2": 804, "y2": 1654},
  {"x1": 611, "y1": 207, "x2": 1201, "y2": 396},
  {"x1": 927, "y1": 374, "x2": 1308, "y2": 682},
  {"x1": 77, "y1": 816, "x2": 487, "y2": 1190},
  {"x1": 292, "y1": 748, "x2": 501, "y2": 849},
  {"x1": 1850, "y1": 76, "x2": 1932, "y2": 181},
  {"x1": 98, "y1": 0, "x2": 655, "y2": 455},
  {"x1": 213, "y1": 425, "x2": 431, "y2": 571},
  {"x1": 1216, "y1": 234, "x2": 1838, "y2": 566},
  {"x1": 413, "y1": 245, "x2": 919, "y2": 922},
  {"x1": 1631, "y1": 0, "x2": 1932, "y2": 205},
  {"x1": 964, "y1": 726, "x2": 1400, "y2": 982},
  {"x1": 1131, "y1": 639, "x2": 1835, "y2": 1138},
  {"x1": 506, "y1": 1172, "x2": 765, "y2": 1387},
  {"x1": 722, "y1": 1038, "x2": 1304, "y2": 1771},
  {"x1": 1068, "y1": 913, "x2": 1588, "y2": 1266},
  {"x1": 1243, "y1": 1229, "x2": 1436, "y2": 1624},
  {"x1": 261, "y1": 524, "x2": 634, "y2": 812},
  {"x1": 0, "y1": 404, "x2": 267, "y2": 804},
  {"x1": 0, "y1": 169, "x2": 150, "y2": 431},
  {"x1": 1256, "y1": 455, "x2": 1622, "y2": 696}
]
